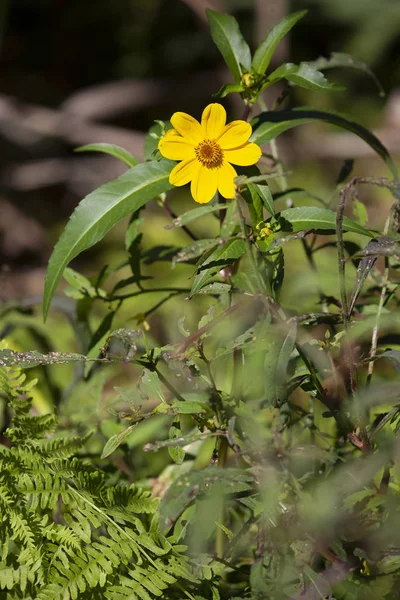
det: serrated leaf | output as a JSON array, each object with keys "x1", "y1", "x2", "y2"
[
  {"x1": 43, "y1": 160, "x2": 174, "y2": 320},
  {"x1": 279, "y1": 206, "x2": 373, "y2": 236},
  {"x1": 191, "y1": 238, "x2": 247, "y2": 295},
  {"x1": 311, "y1": 52, "x2": 385, "y2": 97},
  {"x1": 74, "y1": 143, "x2": 139, "y2": 168},
  {"x1": 251, "y1": 10, "x2": 308, "y2": 75},
  {"x1": 101, "y1": 424, "x2": 138, "y2": 459},
  {"x1": 267, "y1": 62, "x2": 346, "y2": 92},
  {"x1": 250, "y1": 108, "x2": 398, "y2": 178},
  {"x1": 206, "y1": 9, "x2": 251, "y2": 83}
]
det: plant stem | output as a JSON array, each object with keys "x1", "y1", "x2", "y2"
[{"x1": 215, "y1": 437, "x2": 228, "y2": 558}]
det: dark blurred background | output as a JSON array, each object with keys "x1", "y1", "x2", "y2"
[{"x1": 0, "y1": 0, "x2": 399, "y2": 302}]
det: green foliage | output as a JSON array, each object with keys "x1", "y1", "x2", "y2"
[
  {"x1": 250, "y1": 108, "x2": 398, "y2": 177},
  {"x1": 43, "y1": 160, "x2": 174, "y2": 321},
  {"x1": 0, "y1": 351, "x2": 198, "y2": 599},
  {"x1": 74, "y1": 144, "x2": 139, "y2": 168},
  {"x1": 2, "y1": 7, "x2": 400, "y2": 600},
  {"x1": 206, "y1": 10, "x2": 251, "y2": 83},
  {"x1": 251, "y1": 10, "x2": 308, "y2": 75}
]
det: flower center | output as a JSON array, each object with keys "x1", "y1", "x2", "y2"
[{"x1": 195, "y1": 139, "x2": 223, "y2": 169}]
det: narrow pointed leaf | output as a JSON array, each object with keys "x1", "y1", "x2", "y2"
[
  {"x1": 267, "y1": 62, "x2": 346, "y2": 92},
  {"x1": 101, "y1": 424, "x2": 138, "y2": 459},
  {"x1": 213, "y1": 82, "x2": 245, "y2": 99},
  {"x1": 43, "y1": 160, "x2": 173, "y2": 320},
  {"x1": 74, "y1": 143, "x2": 139, "y2": 168},
  {"x1": 311, "y1": 52, "x2": 385, "y2": 97},
  {"x1": 191, "y1": 238, "x2": 247, "y2": 295},
  {"x1": 251, "y1": 10, "x2": 308, "y2": 75},
  {"x1": 206, "y1": 9, "x2": 251, "y2": 83},
  {"x1": 251, "y1": 108, "x2": 398, "y2": 178},
  {"x1": 165, "y1": 203, "x2": 228, "y2": 229},
  {"x1": 279, "y1": 206, "x2": 374, "y2": 236}
]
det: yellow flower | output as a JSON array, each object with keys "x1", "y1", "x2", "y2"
[{"x1": 158, "y1": 103, "x2": 262, "y2": 204}]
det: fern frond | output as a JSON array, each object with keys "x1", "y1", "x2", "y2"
[{"x1": 0, "y1": 343, "x2": 197, "y2": 600}]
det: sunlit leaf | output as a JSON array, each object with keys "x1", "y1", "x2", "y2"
[
  {"x1": 251, "y1": 10, "x2": 308, "y2": 75},
  {"x1": 74, "y1": 143, "x2": 139, "y2": 168},
  {"x1": 206, "y1": 10, "x2": 251, "y2": 83},
  {"x1": 267, "y1": 62, "x2": 346, "y2": 92},
  {"x1": 43, "y1": 160, "x2": 174, "y2": 320}
]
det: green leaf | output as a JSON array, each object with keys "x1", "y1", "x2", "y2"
[
  {"x1": 174, "y1": 239, "x2": 218, "y2": 264},
  {"x1": 168, "y1": 419, "x2": 185, "y2": 465},
  {"x1": 352, "y1": 199, "x2": 368, "y2": 226},
  {"x1": 101, "y1": 424, "x2": 138, "y2": 459},
  {"x1": 267, "y1": 62, "x2": 346, "y2": 92},
  {"x1": 212, "y1": 82, "x2": 245, "y2": 99},
  {"x1": 170, "y1": 400, "x2": 206, "y2": 414},
  {"x1": 250, "y1": 183, "x2": 275, "y2": 216},
  {"x1": 63, "y1": 267, "x2": 107, "y2": 299},
  {"x1": 159, "y1": 467, "x2": 253, "y2": 531},
  {"x1": 263, "y1": 324, "x2": 297, "y2": 406},
  {"x1": 43, "y1": 160, "x2": 174, "y2": 320},
  {"x1": 85, "y1": 310, "x2": 116, "y2": 377},
  {"x1": 191, "y1": 238, "x2": 247, "y2": 295},
  {"x1": 74, "y1": 143, "x2": 139, "y2": 168},
  {"x1": 279, "y1": 206, "x2": 373, "y2": 236},
  {"x1": 165, "y1": 203, "x2": 228, "y2": 229},
  {"x1": 311, "y1": 52, "x2": 385, "y2": 97},
  {"x1": 138, "y1": 368, "x2": 165, "y2": 403},
  {"x1": 251, "y1": 10, "x2": 308, "y2": 75},
  {"x1": 144, "y1": 120, "x2": 172, "y2": 161},
  {"x1": 206, "y1": 9, "x2": 251, "y2": 83},
  {"x1": 251, "y1": 108, "x2": 398, "y2": 178},
  {"x1": 242, "y1": 185, "x2": 263, "y2": 229}
]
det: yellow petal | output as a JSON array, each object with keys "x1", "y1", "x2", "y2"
[
  {"x1": 224, "y1": 142, "x2": 262, "y2": 166},
  {"x1": 171, "y1": 112, "x2": 203, "y2": 145},
  {"x1": 218, "y1": 120, "x2": 252, "y2": 149},
  {"x1": 217, "y1": 162, "x2": 237, "y2": 199},
  {"x1": 158, "y1": 130, "x2": 196, "y2": 161},
  {"x1": 170, "y1": 158, "x2": 199, "y2": 187},
  {"x1": 201, "y1": 103, "x2": 226, "y2": 139},
  {"x1": 191, "y1": 165, "x2": 218, "y2": 204}
]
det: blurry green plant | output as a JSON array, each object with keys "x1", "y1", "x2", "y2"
[{"x1": 1, "y1": 8, "x2": 400, "y2": 600}]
